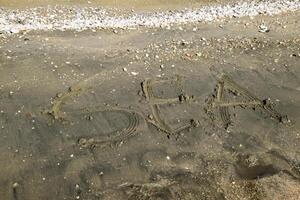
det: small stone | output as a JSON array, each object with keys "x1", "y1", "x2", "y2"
[
  {"x1": 196, "y1": 52, "x2": 202, "y2": 57},
  {"x1": 123, "y1": 67, "x2": 128, "y2": 72},
  {"x1": 12, "y1": 182, "x2": 19, "y2": 189},
  {"x1": 86, "y1": 115, "x2": 93, "y2": 121},
  {"x1": 131, "y1": 72, "x2": 139, "y2": 76},
  {"x1": 258, "y1": 24, "x2": 270, "y2": 33}
]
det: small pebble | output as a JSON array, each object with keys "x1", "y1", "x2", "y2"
[
  {"x1": 12, "y1": 182, "x2": 19, "y2": 189},
  {"x1": 131, "y1": 72, "x2": 138, "y2": 76}
]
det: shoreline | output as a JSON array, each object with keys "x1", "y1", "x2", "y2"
[{"x1": 1, "y1": 0, "x2": 300, "y2": 35}]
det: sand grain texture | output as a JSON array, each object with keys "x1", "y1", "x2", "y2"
[{"x1": 0, "y1": 1, "x2": 300, "y2": 199}]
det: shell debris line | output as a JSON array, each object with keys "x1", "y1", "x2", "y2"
[{"x1": 0, "y1": 0, "x2": 300, "y2": 34}]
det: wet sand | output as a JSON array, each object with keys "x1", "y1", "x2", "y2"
[{"x1": 1, "y1": 1, "x2": 300, "y2": 200}]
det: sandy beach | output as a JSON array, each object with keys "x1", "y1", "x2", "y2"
[{"x1": 0, "y1": 0, "x2": 300, "y2": 199}]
